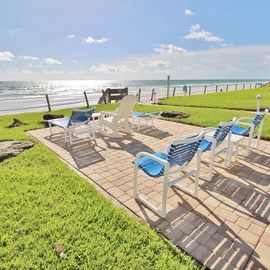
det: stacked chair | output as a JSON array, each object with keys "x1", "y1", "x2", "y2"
[
  {"x1": 231, "y1": 110, "x2": 268, "y2": 155},
  {"x1": 198, "y1": 118, "x2": 236, "y2": 181}
]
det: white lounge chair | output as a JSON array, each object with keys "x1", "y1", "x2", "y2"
[
  {"x1": 231, "y1": 110, "x2": 268, "y2": 155},
  {"x1": 99, "y1": 95, "x2": 136, "y2": 138},
  {"x1": 198, "y1": 118, "x2": 236, "y2": 181},
  {"x1": 45, "y1": 107, "x2": 99, "y2": 145},
  {"x1": 133, "y1": 131, "x2": 205, "y2": 218}
]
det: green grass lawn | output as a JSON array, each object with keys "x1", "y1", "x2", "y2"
[
  {"x1": 159, "y1": 85, "x2": 270, "y2": 111},
  {"x1": 1, "y1": 87, "x2": 270, "y2": 269}
]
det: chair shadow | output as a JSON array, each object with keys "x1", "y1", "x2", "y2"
[
  {"x1": 135, "y1": 188, "x2": 265, "y2": 270},
  {"x1": 69, "y1": 143, "x2": 106, "y2": 169},
  {"x1": 132, "y1": 125, "x2": 172, "y2": 139},
  {"x1": 200, "y1": 165, "x2": 269, "y2": 222},
  {"x1": 242, "y1": 149, "x2": 270, "y2": 169},
  {"x1": 96, "y1": 133, "x2": 155, "y2": 157},
  {"x1": 44, "y1": 134, "x2": 106, "y2": 168}
]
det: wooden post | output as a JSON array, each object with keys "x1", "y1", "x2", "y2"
[
  {"x1": 215, "y1": 85, "x2": 218, "y2": 93},
  {"x1": 243, "y1": 84, "x2": 245, "y2": 90},
  {"x1": 235, "y1": 84, "x2": 237, "y2": 90},
  {"x1": 138, "y1": 89, "x2": 141, "y2": 102},
  {"x1": 167, "y1": 75, "x2": 170, "y2": 99},
  {"x1": 153, "y1": 92, "x2": 156, "y2": 104},
  {"x1": 189, "y1": 86, "x2": 191, "y2": 95},
  {"x1": 250, "y1": 83, "x2": 252, "y2": 89},
  {"x1": 136, "y1": 93, "x2": 139, "y2": 104},
  {"x1": 226, "y1": 85, "x2": 228, "y2": 92},
  {"x1": 151, "y1": 89, "x2": 155, "y2": 101},
  {"x1": 204, "y1": 85, "x2": 207, "y2": 94},
  {"x1": 102, "y1": 90, "x2": 107, "y2": 104},
  {"x1": 45, "y1": 94, "x2": 51, "y2": 111},
  {"x1": 84, "y1": 91, "x2": 89, "y2": 108},
  {"x1": 173, "y1": 87, "x2": 176, "y2": 96}
]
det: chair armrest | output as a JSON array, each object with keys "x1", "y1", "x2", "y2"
[
  {"x1": 100, "y1": 111, "x2": 116, "y2": 118},
  {"x1": 134, "y1": 152, "x2": 169, "y2": 167},
  {"x1": 235, "y1": 119, "x2": 254, "y2": 127},
  {"x1": 235, "y1": 117, "x2": 254, "y2": 123},
  {"x1": 204, "y1": 135, "x2": 217, "y2": 143},
  {"x1": 201, "y1": 127, "x2": 217, "y2": 138},
  {"x1": 202, "y1": 127, "x2": 216, "y2": 132}
]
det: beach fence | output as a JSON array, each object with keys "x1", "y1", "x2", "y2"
[
  {"x1": 135, "y1": 82, "x2": 260, "y2": 102},
  {"x1": 0, "y1": 82, "x2": 261, "y2": 115}
]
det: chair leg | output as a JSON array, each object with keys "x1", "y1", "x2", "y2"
[
  {"x1": 200, "y1": 148, "x2": 215, "y2": 181},
  {"x1": 134, "y1": 165, "x2": 168, "y2": 218},
  {"x1": 255, "y1": 133, "x2": 261, "y2": 148},
  {"x1": 246, "y1": 134, "x2": 252, "y2": 155},
  {"x1": 99, "y1": 127, "x2": 123, "y2": 138},
  {"x1": 121, "y1": 122, "x2": 132, "y2": 133},
  {"x1": 224, "y1": 147, "x2": 229, "y2": 167}
]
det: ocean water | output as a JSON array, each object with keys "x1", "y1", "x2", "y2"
[{"x1": 0, "y1": 79, "x2": 267, "y2": 115}]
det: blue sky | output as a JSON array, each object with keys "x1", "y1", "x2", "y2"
[{"x1": 1, "y1": 0, "x2": 270, "y2": 80}]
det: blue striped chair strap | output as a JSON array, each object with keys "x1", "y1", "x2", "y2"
[
  {"x1": 68, "y1": 107, "x2": 96, "y2": 127},
  {"x1": 167, "y1": 140, "x2": 201, "y2": 166},
  {"x1": 137, "y1": 152, "x2": 167, "y2": 178},
  {"x1": 213, "y1": 124, "x2": 232, "y2": 147},
  {"x1": 252, "y1": 114, "x2": 265, "y2": 128}
]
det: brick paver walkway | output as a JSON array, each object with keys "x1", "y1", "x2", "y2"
[{"x1": 28, "y1": 119, "x2": 270, "y2": 270}]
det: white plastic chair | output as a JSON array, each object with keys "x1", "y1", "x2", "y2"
[
  {"x1": 99, "y1": 95, "x2": 136, "y2": 138},
  {"x1": 133, "y1": 131, "x2": 205, "y2": 218},
  {"x1": 199, "y1": 118, "x2": 236, "y2": 181},
  {"x1": 231, "y1": 110, "x2": 268, "y2": 155}
]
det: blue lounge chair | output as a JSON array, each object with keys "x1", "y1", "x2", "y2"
[
  {"x1": 133, "y1": 131, "x2": 205, "y2": 218},
  {"x1": 45, "y1": 106, "x2": 99, "y2": 145},
  {"x1": 199, "y1": 118, "x2": 236, "y2": 181},
  {"x1": 231, "y1": 110, "x2": 268, "y2": 155},
  {"x1": 130, "y1": 111, "x2": 162, "y2": 130}
]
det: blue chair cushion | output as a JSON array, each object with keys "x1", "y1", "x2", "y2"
[
  {"x1": 231, "y1": 125, "x2": 250, "y2": 136},
  {"x1": 199, "y1": 139, "x2": 212, "y2": 152},
  {"x1": 137, "y1": 152, "x2": 168, "y2": 178}
]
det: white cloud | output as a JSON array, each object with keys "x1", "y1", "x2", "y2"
[
  {"x1": 185, "y1": 9, "x2": 193, "y2": 15},
  {"x1": 154, "y1": 44, "x2": 187, "y2": 55},
  {"x1": 68, "y1": 34, "x2": 76, "y2": 38},
  {"x1": 89, "y1": 64, "x2": 131, "y2": 73},
  {"x1": 84, "y1": 37, "x2": 108, "y2": 44},
  {"x1": 226, "y1": 65, "x2": 243, "y2": 72},
  {"x1": 0, "y1": 51, "x2": 15, "y2": 61},
  {"x1": 28, "y1": 64, "x2": 42, "y2": 68},
  {"x1": 7, "y1": 28, "x2": 21, "y2": 34},
  {"x1": 173, "y1": 64, "x2": 192, "y2": 71},
  {"x1": 184, "y1": 24, "x2": 223, "y2": 42},
  {"x1": 148, "y1": 60, "x2": 170, "y2": 67},
  {"x1": 44, "y1": 58, "x2": 62, "y2": 64},
  {"x1": 20, "y1": 69, "x2": 33, "y2": 74},
  {"x1": 18, "y1": 55, "x2": 39, "y2": 60}
]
